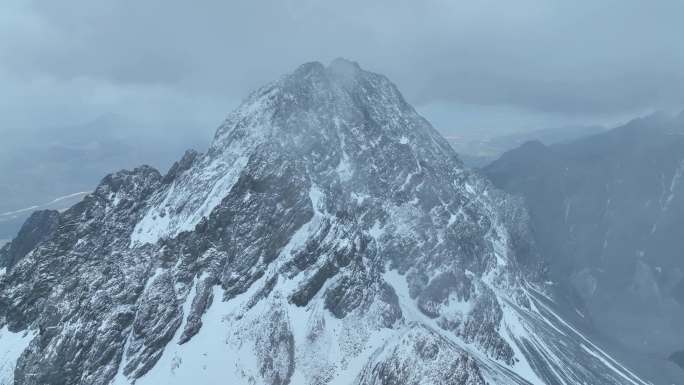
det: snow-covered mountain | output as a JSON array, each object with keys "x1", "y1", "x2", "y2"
[{"x1": 0, "y1": 59, "x2": 648, "y2": 385}]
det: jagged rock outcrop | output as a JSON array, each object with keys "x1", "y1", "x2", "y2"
[{"x1": 0, "y1": 210, "x2": 60, "y2": 269}]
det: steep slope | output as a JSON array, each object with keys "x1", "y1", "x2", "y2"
[
  {"x1": 0, "y1": 59, "x2": 647, "y2": 385},
  {"x1": 484, "y1": 112, "x2": 684, "y2": 384}
]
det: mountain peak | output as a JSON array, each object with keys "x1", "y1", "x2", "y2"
[
  {"x1": 209, "y1": 59, "x2": 447, "y2": 162},
  {"x1": 285, "y1": 58, "x2": 377, "y2": 95},
  {"x1": 141, "y1": 60, "x2": 459, "y2": 245},
  {"x1": 291, "y1": 58, "x2": 362, "y2": 79},
  {"x1": 327, "y1": 57, "x2": 362, "y2": 78},
  {"x1": 291, "y1": 61, "x2": 326, "y2": 78}
]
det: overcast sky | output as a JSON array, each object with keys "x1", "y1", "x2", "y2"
[{"x1": 2, "y1": 0, "x2": 683, "y2": 142}]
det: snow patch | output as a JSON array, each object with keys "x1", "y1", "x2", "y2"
[
  {"x1": 131, "y1": 282, "x2": 259, "y2": 385},
  {"x1": 580, "y1": 344, "x2": 643, "y2": 385},
  {"x1": 0, "y1": 326, "x2": 35, "y2": 385},
  {"x1": 335, "y1": 151, "x2": 353, "y2": 182},
  {"x1": 131, "y1": 156, "x2": 248, "y2": 246},
  {"x1": 663, "y1": 159, "x2": 684, "y2": 211},
  {"x1": 498, "y1": 304, "x2": 547, "y2": 385}
]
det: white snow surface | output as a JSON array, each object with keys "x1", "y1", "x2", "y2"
[
  {"x1": 125, "y1": 252, "x2": 649, "y2": 385},
  {"x1": 130, "y1": 154, "x2": 249, "y2": 245},
  {"x1": 0, "y1": 326, "x2": 35, "y2": 385},
  {"x1": 662, "y1": 159, "x2": 684, "y2": 211},
  {"x1": 130, "y1": 90, "x2": 273, "y2": 246}
]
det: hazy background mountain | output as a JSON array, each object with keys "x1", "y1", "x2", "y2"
[
  {"x1": 446, "y1": 124, "x2": 606, "y2": 167},
  {"x1": 483, "y1": 111, "x2": 684, "y2": 384},
  {"x1": 0, "y1": 114, "x2": 212, "y2": 241}
]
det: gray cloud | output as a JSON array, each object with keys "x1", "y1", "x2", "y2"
[{"x1": 1, "y1": 0, "x2": 683, "y2": 137}]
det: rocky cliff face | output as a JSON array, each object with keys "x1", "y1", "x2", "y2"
[
  {"x1": 484, "y1": 112, "x2": 684, "y2": 384},
  {"x1": 0, "y1": 59, "x2": 647, "y2": 385}
]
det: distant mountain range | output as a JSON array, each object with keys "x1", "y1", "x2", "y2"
[
  {"x1": 0, "y1": 115, "x2": 210, "y2": 241},
  {"x1": 483, "y1": 111, "x2": 684, "y2": 384},
  {"x1": 448, "y1": 124, "x2": 606, "y2": 167}
]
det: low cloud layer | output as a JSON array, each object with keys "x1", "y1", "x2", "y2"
[{"x1": 1, "y1": 0, "x2": 683, "y2": 138}]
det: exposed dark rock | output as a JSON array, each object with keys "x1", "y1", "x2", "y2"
[{"x1": 0, "y1": 210, "x2": 60, "y2": 268}]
